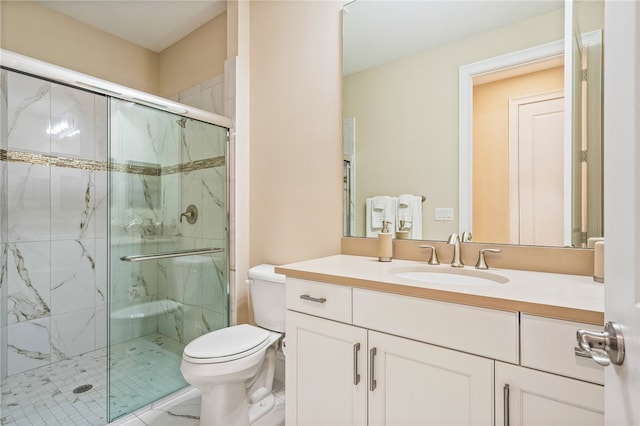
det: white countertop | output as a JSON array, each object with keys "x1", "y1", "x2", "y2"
[{"x1": 276, "y1": 254, "x2": 604, "y2": 324}]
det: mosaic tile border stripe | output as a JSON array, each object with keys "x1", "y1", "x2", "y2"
[{"x1": 0, "y1": 149, "x2": 224, "y2": 175}]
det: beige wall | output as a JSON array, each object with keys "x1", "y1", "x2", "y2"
[
  {"x1": 248, "y1": 0, "x2": 343, "y2": 266},
  {"x1": 159, "y1": 12, "x2": 227, "y2": 98},
  {"x1": 1, "y1": 1, "x2": 160, "y2": 94},
  {"x1": 0, "y1": 1, "x2": 227, "y2": 97},
  {"x1": 473, "y1": 66, "x2": 564, "y2": 243}
]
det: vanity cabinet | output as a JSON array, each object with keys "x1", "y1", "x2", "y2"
[
  {"x1": 286, "y1": 310, "x2": 367, "y2": 426},
  {"x1": 495, "y1": 362, "x2": 604, "y2": 426},
  {"x1": 286, "y1": 310, "x2": 493, "y2": 426},
  {"x1": 286, "y1": 279, "x2": 497, "y2": 425},
  {"x1": 285, "y1": 277, "x2": 604, "y2": 426}
]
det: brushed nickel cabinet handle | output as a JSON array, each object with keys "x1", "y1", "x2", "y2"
[
  {"x1": 353, "y1": 343, "x2": 361, "y2": 385},
  {"x1": 369, "y1": 347, "x2": 377, "y2": 391},
  {"x1": 503, "y1": 383, "x2": 510, "y2": 426},
  {"x1": 299, "y1": 294, "x2": 327, "y2": 304}
]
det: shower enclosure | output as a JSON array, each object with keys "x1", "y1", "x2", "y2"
[{"x1": 0, "y1": 61, "x2": 229, "y2": 424}]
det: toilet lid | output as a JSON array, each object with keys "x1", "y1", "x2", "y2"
[{"x1": 184, "y1": 324, "x2": 270, "y2": 359}]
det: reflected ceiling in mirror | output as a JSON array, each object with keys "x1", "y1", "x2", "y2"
[{"x1": 342, "y1": 0, "x2": 604, "y2": 248}]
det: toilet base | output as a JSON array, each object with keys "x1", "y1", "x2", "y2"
[
  {"x1": 200, "y1": 382, "x2": 250, "y2": 426},
  {"x1": 249, "y1": 393, "x2": 275, "y2": 424},
  {"x1": 198, "y1": 386, "x2": 277, "y2": 426}
]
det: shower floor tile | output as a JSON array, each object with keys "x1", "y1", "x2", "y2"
[{"x1": 1, "y1": 333, "x2": 185, "y2": 426}]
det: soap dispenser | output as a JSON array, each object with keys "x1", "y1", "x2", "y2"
[
  {"x1": 378, "y1": 221, "x2": 393, "y2": 262},
  {"x1": 396, "y1": 220, "x2": 410, "y2": 240}
]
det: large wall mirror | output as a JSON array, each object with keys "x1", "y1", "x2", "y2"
[{"x1": 342, "y1": 0, "x2": 604, "y2": 248}]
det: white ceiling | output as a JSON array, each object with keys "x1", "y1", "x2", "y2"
[
  {"x1": 343, "y1": 0, "x2": 564, "y2": 75},
  {"x1": 37, "y1": 0, "x2": 563, "y2": 71},
  {"x1": 38, "y1": 0, "x2": 227, "y2": 53}
]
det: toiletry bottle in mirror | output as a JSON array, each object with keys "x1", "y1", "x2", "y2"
[
  {"x1": 378, "y1": 221, "x2": 393, "y2": 262},
  {"x1": 397, "y1": 220, "x2": 410, "y2": 240}
]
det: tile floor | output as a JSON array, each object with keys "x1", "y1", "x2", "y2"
[
  {"x1": 1, "y1": 333, "x2": 186, "y2": 426},
  {"x1": 110, "y1": 382, "x2": 285, "y2": 426}
]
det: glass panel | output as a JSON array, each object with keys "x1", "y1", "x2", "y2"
[
  {"x1": 108, "y1": 99, "x2": 228, "y2": 421},
  {"x1": 1, "y1": 69, "x2": 109, "y2": 425}
]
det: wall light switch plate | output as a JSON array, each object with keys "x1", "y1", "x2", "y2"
[{"x1": 435, "y1": 207, "x2": 454, "y2": 221}]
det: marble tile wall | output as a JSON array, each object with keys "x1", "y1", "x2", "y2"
[
  {"x1": 1, "y1": 70, "x2": 108, "y2": 377},
  {"x1": 159, "y1": 120, "x2": 228, "y2": 344},
  {"x1": 169, "y1": 74, "x2": 224, "y2": 116},
  {"x1": 109, "y1": 98, "x2": 228, "y2": 347},
  {"x1": 109, "y1": 100, "x2": 181, "y2": 346},
  {"x1": 164, "y1": 74, "x2": 229, "y2": 343}
]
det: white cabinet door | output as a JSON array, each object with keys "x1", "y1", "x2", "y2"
[
  {"x1": 368, "y1": 331, "x2": 494, "y2": 426},
  {"x1": 285, "y1": 311, "x2": 367, "y2": 426},
  {"x1": 495, "y1": 361, "x2": 604, "y2": 426}
]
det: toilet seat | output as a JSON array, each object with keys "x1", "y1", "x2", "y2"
[{"x1": 183, "y1": 324, "x2": 274, "y2": 364}]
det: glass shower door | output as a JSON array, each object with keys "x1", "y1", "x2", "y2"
[{"x1": 107, "y1": 99, "x2": 228, "y2": 421}]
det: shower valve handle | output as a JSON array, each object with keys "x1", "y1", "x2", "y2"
[{"x1": 180, "y1": 204, "x2": 198, "y2": 224}]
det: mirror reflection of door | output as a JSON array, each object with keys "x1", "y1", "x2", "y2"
[
  {"x1": 510, "y1": 92, "x2": 565, "y2": 247},
  {"x1": 472, "y1": 64, "x2": 564, "y2": 245}
]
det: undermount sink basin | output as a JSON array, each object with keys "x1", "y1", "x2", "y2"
[{"x1": 392, "y1": 267, "x2": 509, "y2": 287}]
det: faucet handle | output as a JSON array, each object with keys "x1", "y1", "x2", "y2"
[
  {"x1": 418, "y1": 245, "x2": 440, "y2": 265},
  {"x1": 461, "y1": 231, "x2": 473, "y2": 243},
  {"x1": 180, "y1": 204, "x2": 198, "y2": 224},
  {"x1": 475, "y1": 249, "x2": 501, "y2": 270}
]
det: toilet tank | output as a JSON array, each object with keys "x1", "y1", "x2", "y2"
[{"x1": 248, "y1": 264, "x2": 286, "y2": 333}]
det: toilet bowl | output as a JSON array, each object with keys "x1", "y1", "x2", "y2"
[{"x1": 180, "y1": 264, "x2": 285, "y2": 426}]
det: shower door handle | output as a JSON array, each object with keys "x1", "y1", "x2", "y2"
[{"x1": 120, "y1": 247, "x2": 224, "y2": 262}]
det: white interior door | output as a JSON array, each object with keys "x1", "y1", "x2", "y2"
[
  {"x1": 509, "y1": 93, "x2": 564, "y2": 246},
  {"x1": 602, "y1": 1, "x2": 640, "y2": 424}
]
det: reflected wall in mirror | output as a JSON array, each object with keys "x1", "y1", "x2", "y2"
[{"x1": 343, "y1": 0, "x2": 604, "y2": 247}]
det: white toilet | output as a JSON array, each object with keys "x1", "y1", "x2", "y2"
[{"x1": 180, "y1": 264, "x2": 285, "y2": 426}]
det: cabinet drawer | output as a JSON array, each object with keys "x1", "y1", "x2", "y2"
[
  {"x1": 286, "y1": 278, "x2": 351, "y2": 323},
  {"x1": 521, "y1": 314, "x2": 604, "y2": 385},
  {"x1": 353, "y1": 288, "x2": 519, "y2": 363}
]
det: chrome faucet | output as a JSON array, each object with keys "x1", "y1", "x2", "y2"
[{"x1": 447, "y1": 233, "x2": 464, "y2": 267}]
